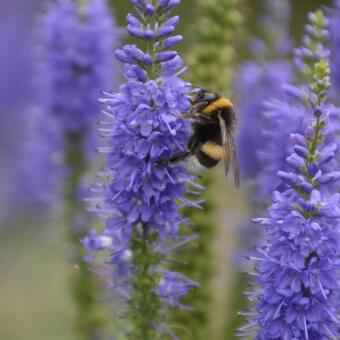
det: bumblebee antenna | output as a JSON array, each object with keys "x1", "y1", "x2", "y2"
[{"x1": 187, "y1": 85, "x2": 203, "y2": 94}]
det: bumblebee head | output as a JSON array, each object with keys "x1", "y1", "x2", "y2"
[
  {"x1": 192, "y1": 88, "x2": 218, "y2": 103},
  {"x1": 190, "y1": 88, "x2": 220, "y2": 114},
  {"x1": 190, "y1": 88, "x2": 233, "y2": 115}
]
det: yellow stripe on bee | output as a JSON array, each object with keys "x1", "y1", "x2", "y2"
[
  {"x1": 202, "y1": 97, "x2": 233, "y2": 115},
  {"x1": 201, "y1": 142, "x2": 225, "y2": 161}
]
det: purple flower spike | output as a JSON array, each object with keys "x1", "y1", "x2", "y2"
[
  {"x1": 85, "y1": 0, "x2": 198, "y2": 337},
  {"x1": 239, "y1": 10, "x2": 340, "y2": 340},
  {"x1": 40, "y1": 0, "x2": 119, "y2": 158}
]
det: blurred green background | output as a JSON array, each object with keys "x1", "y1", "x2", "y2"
[{"x1": 0, "y1": 0, "x2": 332, "y2": 339}]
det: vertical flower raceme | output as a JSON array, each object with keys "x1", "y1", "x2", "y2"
[
  {"x1": 0, "y1": 0, "x2": 49, "y2": 224},
  {"x1": 239, "y1": 10, "x2": 340, "y2": 339},
  {"x1": 40, "y1": 0, "x2": 119, "y2": 158},
  {"x1": 85, "y1": 0, "x2": 199, "y2": 338},
  {"x1": 170, "y1": 0, "x2": 246, "y2": 338},
  {"x1": 19, "y1": 104, "x2": 63, "y2": 213},
  {"x1": 39, "y1": 0, "x2": 119, "y2": 338},
  {"x1": 255, "y1": 0, "x2": 340, "y2": 201},
  {"x1": 236, "y1": 0, "x2": 292, "y2": 182}
]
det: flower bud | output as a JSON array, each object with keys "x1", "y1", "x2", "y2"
[
  {"x1": 144, "y1": 25, "x2": 155, "y2": 40},
  {"x1": 126, "y1": 13, "x2": 141, "y2": 27},
  {"x1": 163, "y1": 35, "x2": 183, "y2": 48},
  {"x1": 115, "y1": 49, "x2": 133, "y2": 64},
  {"x1": 145, "y1": 4, "x2": 156, "y2": 15},
  {"x1": 157, "y1": 51, "x2": 177, "y2": 62},
  {"x1": 294, "y1": 145, "x2": 309, "y2": 158},
  {"x1": 286, "y1": 153, "x2": 305, "y2": 169},
  {"x1": 317, "y1": 172, "x2": 340, "y2": 185},
  {"x1": 157, "y1": 25, "x2": 175, "y2": 37},
  {"x1": 277, "y1": 171, "x2": 299, "y2": 185},
  {"x1": 127, "y1": 25, "x2": 145, "y2": 38},
  {"x1": 290, "y1": 133, "x2": 306, "y2": 146},
  {"x1": 163, "y1": 15, "x2": 180, "y2": 27}
]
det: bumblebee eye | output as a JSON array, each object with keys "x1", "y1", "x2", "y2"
[{"x1": 201, "y1": 92, "x2": 216, "y2": 101}]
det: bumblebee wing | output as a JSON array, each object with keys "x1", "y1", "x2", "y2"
[
  {"x1": 218, "y1": 112, "x2": 231, "y2": 176},
  {"x1": 218, "y1": 112, "x2": 240, "y2": 187},
  {"x1": 229, "y1": 134, "x2": 240, "y2": 187}
]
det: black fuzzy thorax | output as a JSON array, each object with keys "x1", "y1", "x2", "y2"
[{"x1": 188, "y1": 122, "x2": 221, "y2": 168}]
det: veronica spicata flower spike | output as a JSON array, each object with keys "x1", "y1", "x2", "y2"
[
  {"x1": 84, "y1": 0, "x2": 198, "y2": 337},
  {"x1": 20, "y1": 105, "x2": 63, "y2": 211},
  {"x1": 39, "y1": 0, "x2": 119, "y2": 337},
  {"x1": 0, "y1": 1, "x2": 60, "y2": 222},
  {"x1": 239, "y1": 10, "x2": 340, "y2": 339},
  {"x1": 40, "y1": 0, "x2": 119, "y2": 159}
]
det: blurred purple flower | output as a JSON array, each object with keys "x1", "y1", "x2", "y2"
[
  {"x1": 236, "y1": 0, "x2": 293, "y2": 181},
  {"x1": 239, "y1": 10, "x2": 340, "y2": 339},
  {"x1": 235, "y1": 0, "x2": 294, "y2": 271},
  {"x1": 0, "y1": 0, "x2": 52, "y2": 223},
  {"x1": 19, "y1": 105, "x2": 64, "y2": 212},
  {"x1": 84, "y1": 0, "x2": 198, "y2": 335},
  {"x1": 39, "y1": 0, "x2": 119, "y2": 157},
  {"x1": 255, "y1": 4, "x2": 340, "y2": 201}
]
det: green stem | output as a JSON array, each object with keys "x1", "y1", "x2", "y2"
[
  {"x1": 307, "y1": 116, "x2": 322, "y2": 165},
  {"x1": 129, "y1": 227, "x2": 162, "y2": 340},
  {"x1": 65, "y1": 133, "x2": 106, "y2": 340},
  {"x1": 127, "y1": 6, "x2": 165, "y2": 336}
]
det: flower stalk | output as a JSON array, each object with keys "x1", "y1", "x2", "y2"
[
  {"x1": 129, "y1": 228, "x2": 162, "y2": 339},
  {"x1": 66, "y1": 133, "x2": 106, "y2": 340}
]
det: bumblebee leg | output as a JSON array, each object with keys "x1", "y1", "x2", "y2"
[
  {"x1": 176, "y1": 113, "x2": 196, "y2": 119},
  {"x1": 191, "y1": 101, "x2": 209, "y2": 112},
  {"x1": 156, "y1": 151, "x2": 192, "y2": 166},
  {"x1": 195, "y1": 114, "x2": 216, "y2": 124},
  {"x1": 176, "y1": 112, "x2": 215, "y2": 123}
]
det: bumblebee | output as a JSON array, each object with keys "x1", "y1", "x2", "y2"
[{"x1": 158, "y1": 88, "x2": 240, "y2": 187}]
